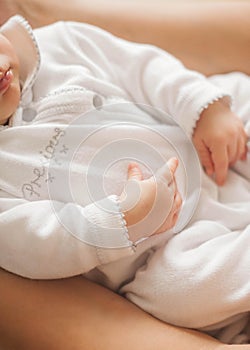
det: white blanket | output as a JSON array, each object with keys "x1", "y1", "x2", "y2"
[
  {"x1": 78, "y1": 72, "x2": 250, "y2": 344},
  {"x1": 115, "y1": 72, "x2": 250, "y2": 344}
]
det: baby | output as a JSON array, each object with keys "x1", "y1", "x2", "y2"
[{"x1": 0, "y1": 15, "x2": 249, "y2": 343}]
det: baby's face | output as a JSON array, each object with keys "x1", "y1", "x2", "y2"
[{"x1": 0, "y1": 33, "x2": 20, "y2": 125}]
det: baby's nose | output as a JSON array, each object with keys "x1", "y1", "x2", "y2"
[
  {"x1": 0, "y1": 64, "x2": 9, "y2": 80},
  {"x1": 0, "y1": 56, "x2": 10, "y2": 77}
]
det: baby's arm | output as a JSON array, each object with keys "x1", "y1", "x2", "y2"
[
  {"x1": 0, "y1": 194, "x2": 134, "y2": 279},
  {"x1": 62, "y1": 21, "x2": 232, "y2": 139},
  {"x1": 192, "y1": 100, "x2": 247, "y2": 185},
  {"x1": 0, "y1": 159, "x2": 180, "y2": 279},
  {"x1": 63, "y1": 21, "x2": 244, "y2": 185}
]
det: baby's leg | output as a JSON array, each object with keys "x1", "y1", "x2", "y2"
[{"x1": 120, "y1": 221, "x2": 250, "y2": 342}]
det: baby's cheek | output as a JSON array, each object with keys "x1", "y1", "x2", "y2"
[
  {"x1": 0, "y1": 83, "x2": 21, "y2": 124},
  {"x1": 7, "y1": 81, "x2": 21, "y2": 116}
]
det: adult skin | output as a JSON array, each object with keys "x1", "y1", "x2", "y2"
[
  {"x1": 0, "y1": 1, "x2": 250, "y2": 349},
  {"x1": 1, "y1": 0, "x2": 250, "y2": 75},
  {"x1": 1, "y1": 268, "x2": 249, "y2": 350}
]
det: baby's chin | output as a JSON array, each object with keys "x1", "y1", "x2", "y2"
[{"x1": 0, "y1": 77, "x2": 21, "y2": 125}]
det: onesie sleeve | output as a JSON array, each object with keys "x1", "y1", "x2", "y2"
[
  {"x1": 0, "y1": 193, "x2": 135, "y2": 279},
  {"x1": 66, "y1": 21, "x2": 232, "y2": 137}
]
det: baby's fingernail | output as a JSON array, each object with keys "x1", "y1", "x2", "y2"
[
  {"x1": 167, "y1": 157, "x2": 178, "y2": 170},
  {"x1": 128, "y1": 163, "x2": 142, "y2": 181},
  {"x1": 128, "y1": 162, "x2": 136, "y2": 169},
  {"x1": 206, "y1": 168, "x2": 213, "y2": 176},
  {"x1": 216, "y1": 177, "x2": 225, "y2": 186}
]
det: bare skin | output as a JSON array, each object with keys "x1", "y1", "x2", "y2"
[
  {"x1": 1, "y1": 267, "x2": 249, "y2": 350},
  {"x1": 0, "y1": 0, "x2": 250, "y2": 76}
]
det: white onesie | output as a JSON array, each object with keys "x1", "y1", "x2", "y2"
[{"x1": 0, "y1": 16, "x2": 249, "y2": 344}]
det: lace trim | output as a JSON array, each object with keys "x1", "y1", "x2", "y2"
[
  {"x1": 112, "y1": 195, "x2": 136, "y2": 251},
  {"x1": 198, "y1": 94, "x2": 232, "y2": 116},
  {"x1": 13, "y1": 15, "x2": 41, "y2": 96},
  {"x1": 190, "y1": 94, "x2": 232, "y2": 137}
]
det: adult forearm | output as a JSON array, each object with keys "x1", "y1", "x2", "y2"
[
  {"x1": 75, "y1": 1, "x2": 250, "y2": 76},
  {"x1": 1, "y1": 0, "x2": 250, "y2": 76},
  {"x1": 20, "y1": 0, "x2": 250, "y2": 76},
  {"x1": 0, "y1": 268, "x2": 245, "y2": 350}
]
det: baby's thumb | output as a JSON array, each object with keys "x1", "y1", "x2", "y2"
[
  {"x1": 167, "y1": 157, "x2": 178, "y2": 174},
  {"x1": 155, "y1": 157, "x2": 178, "y2": 184},
  {"x1": 127, "y1": 162, "x2": 143, "y2": 181}
]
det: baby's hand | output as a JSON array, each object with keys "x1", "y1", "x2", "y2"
[
  {"x1": 120, "y1": 158, "x2": 182, "y2": 243},
  {"x1": 192, "y1": 100, "x2": 247, "y2": 185}
]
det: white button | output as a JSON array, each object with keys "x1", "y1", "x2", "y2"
[
  {"x1": 93, "y1": 94, "x2": 103, "y2": 109},
  {"x1": 23, "y1": 108, "x2": 36, "y2": 122}
]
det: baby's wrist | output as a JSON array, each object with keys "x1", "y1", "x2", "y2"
[
  {"x1": 122, "y1": 210, "x2": 144, "y2": 243},
  {"x1": 119, "y1": 195, "x2": 149, "y2": 243},
  {"x1": 200, "y1": 98, "x2": 231, "y2": 118}
]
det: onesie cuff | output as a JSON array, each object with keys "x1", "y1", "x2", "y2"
[
  {"x1": 177, "y1": 82, "x2": 232, "y2": 138},
  {"x1": 83, "y1": 195, "x2": 136, "y2": 265}
]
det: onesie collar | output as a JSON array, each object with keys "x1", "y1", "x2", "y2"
[{"x1": 0, "y1": 15, "x2": 40, "y2": 98}]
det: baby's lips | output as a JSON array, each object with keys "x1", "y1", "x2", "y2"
[
  {"x1": 0, "y1": 68, "x2": 13, "y2": 94},
  {"x1": 0, "y1": 60, "x2": 10, "y2": 75}
]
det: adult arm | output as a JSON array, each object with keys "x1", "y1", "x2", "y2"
[
  {"x1": 1, "y1": 0, "x2": 250, "y2": 76},
  {"x1": 1, "y1": 267, "x2": 249, "y2": 350}
]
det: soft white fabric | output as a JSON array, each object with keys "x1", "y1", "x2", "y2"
[
  {"x1": 0, "y1": 15, "x2": 227, "y2": 278},
  {"x1": 120, "y1": 72, "x2": 250, "y2": 344},
  {"x1": 0, "y1": 16, "x2": 249, "y2": 344}
]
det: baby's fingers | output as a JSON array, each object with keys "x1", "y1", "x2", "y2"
[
  {"x1": 231, "y1": 137, "x2": 247, "y2": 164},
  {"x1": 192, "y1": 136, "x2": 215, "y2": 176},
  {"x1": 228, "y1": 128, "x2": 247, "y2": 165},
  {"x1": 172, "y1": 192, "x2": 182, "y2": 225},
  {"x1": 155, "y1": 157, "x2": 178, "y2": 185},
  {"x1": 127, "y1": 162, "x2": 143, "y2": 181},
  {"x1": 156, "y1": 191, "x2": 182, "y2": 233},
  {"x1": 173, "y1": 191, "x2": 182, "y2": 213},
  {"x1": 199, "y1": 142, "x2": 214, "y2": 176},
  {"x1": 227, "y1": 136, "x2": 238, "y2": 165},
  {"x1": 167, "y1": 157, "x2": 179, "y2": 175},
  {"x1": 239, "y1": 131, "x2": 248, "y2": 161},
  {"x1": 211, "y1": 145, "x2": 229, "y2": 186}
]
